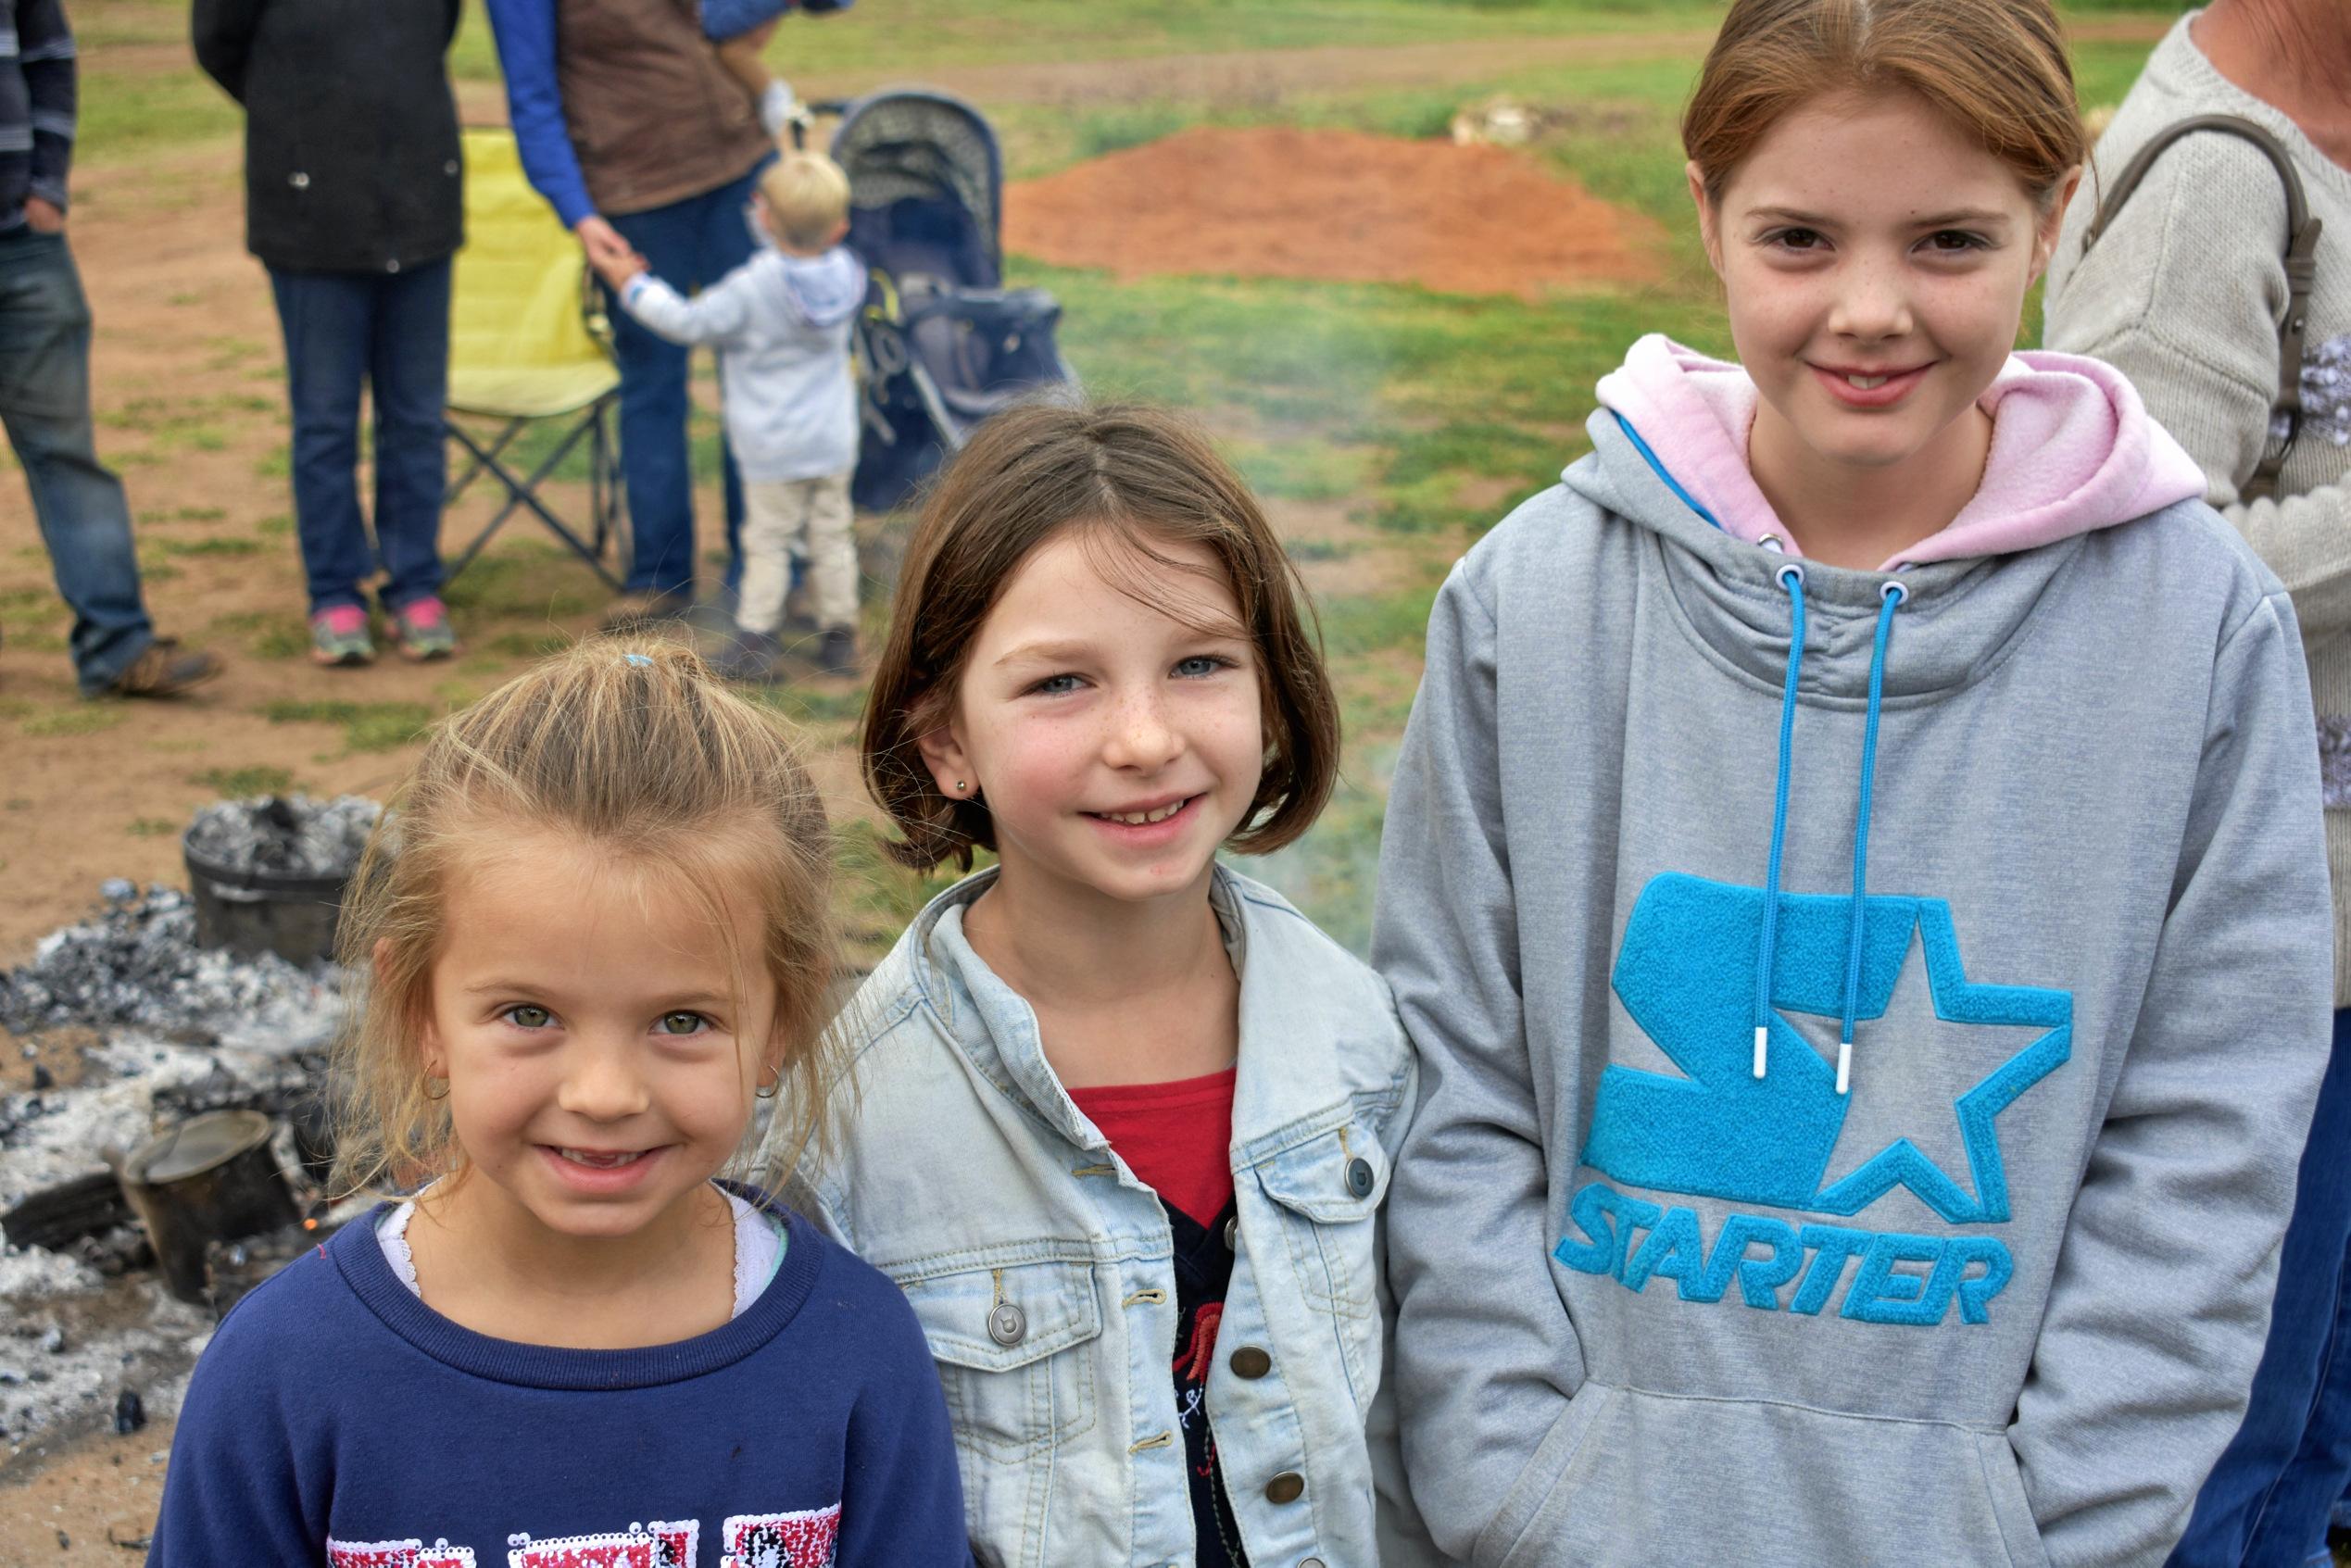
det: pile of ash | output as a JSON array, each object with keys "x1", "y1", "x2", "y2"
[
  {"x1": 0, "y1": 884, "x2": 346, "y2": 1048},
  {"x1": 182, "y1": 794, "x2": 380, "y2": 879},
  {"x1": 0, "y1": 802, "x2": 380, "y2": 1452}
]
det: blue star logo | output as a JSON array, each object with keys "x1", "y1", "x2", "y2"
[{"x1": 1583, "y1": 873, "x2": 2070, "y2": 1224}]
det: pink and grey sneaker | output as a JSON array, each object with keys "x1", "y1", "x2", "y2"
[
  {"x1": 392, "y1": 596, "x2": 459, "y2": 662},
  {"x1": 308, "y1": 605, "x2": 374, "y2": 667}
]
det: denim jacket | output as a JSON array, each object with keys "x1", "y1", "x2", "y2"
[{"x1": 777, "y1": 864, "x2": 1440, "y2": 1568}]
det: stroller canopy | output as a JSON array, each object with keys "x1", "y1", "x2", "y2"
[{"x1": 831, "y1": 89, "x2": 1004, "y2": 287}]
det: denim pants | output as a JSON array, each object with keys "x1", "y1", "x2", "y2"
[
  {"x1": 2171, "y1": 1006, "x2": 2351, "y2": 1567},
  {"x1": 0, "y1": 228, "x2": 156, "y2": 693},
  {"x1": 603, "y1": 169, "x2": 759, "y2": 599},
  {"x1": 268, "y1": 259, "x2": 451, "y2": 617}
]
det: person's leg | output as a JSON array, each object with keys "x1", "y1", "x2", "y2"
[
  {"x1": 804, "y1": 472, "x2": 858, "y2": 633},
  {"x1": 368, "y1": 257, "x2": 452, "y2": 613},
  {"x1": 733, "y1": 480, "x2": 798, "y2": 637},
  {"x1": 0, "y1": 230, "x2": 156, "y2": 691},
  {"x1": 2238, "y1": 1018, "x2": 2351, "y2": 1564},
  {"x1": 696, "y1": 166, "x2": 764, "y2": 596},
  {"x1": 268, "y1": 267, "x2": 377, "y2": 617},
  {"x1": 604, "y1": 198, "x2": 706, "y2": 601},
  {"x1": 2171, "y1": 1008, "x2": 2351, "y2": 1567}
]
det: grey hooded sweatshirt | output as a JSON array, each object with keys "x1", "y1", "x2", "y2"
[{"x1": 1375, "y1": 336, "x2": 2334, "y2": 1568}]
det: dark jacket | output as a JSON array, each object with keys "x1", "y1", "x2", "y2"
[{"x1": 192, "y1": 0, "x2": 463, "y2": 274}]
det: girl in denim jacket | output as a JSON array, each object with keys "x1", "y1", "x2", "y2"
[{"x1": 769, "y1": 401, "x2": 1439, "y2": 1568}]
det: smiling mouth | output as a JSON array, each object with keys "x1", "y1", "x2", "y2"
[
  {"x1": 554, "y1": 1147, "x2": 650, "y2": 1170},
  {"x1": 1819, "y1": 364, "x2": 1926, "y2": 389},
  {"x1": 1087, "y1": 795, "x2": 1198, "y2": 826}
]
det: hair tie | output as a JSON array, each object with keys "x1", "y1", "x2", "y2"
[{"x1": 622, "y1": 653, "x2": 653, "y2": 668}]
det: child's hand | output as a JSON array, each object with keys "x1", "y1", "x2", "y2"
[{"x1": 590, "y1": 246, "x2": 649, "y2": 291}]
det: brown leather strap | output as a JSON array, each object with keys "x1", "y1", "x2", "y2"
[{"x1": 2083, "y1": 114, "x2": 2322, "y2": 503}]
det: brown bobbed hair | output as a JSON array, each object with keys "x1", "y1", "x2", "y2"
[
  {"x1": 1684, "y1": 0, "x2": 2088, "y2": 207},
  {"x1": 329, "y1": 636, "x2": 843, "y2": 1198},
  {"x1": 864, "y1": 399, "x2": 1341, "y2": 873}
]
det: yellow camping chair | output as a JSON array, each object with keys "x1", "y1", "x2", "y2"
[{"x1": 443, "y1": 127, "x2": 626, "y2": 589}]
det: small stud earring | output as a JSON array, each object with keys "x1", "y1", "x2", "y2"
[{"x1": 955, "y1": 780, "x2": 967, "y2": 793}]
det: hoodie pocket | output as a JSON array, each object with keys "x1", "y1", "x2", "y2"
[
  {"x1": 899, "y1": 1258, "x2": 1102, "y2": 1461},
  {"x1": 1490, "y1": 1385, "x2": 2035, "y2": 1568},
  {"x1": 1973, "y1": 1433, "x2": 2053, "y2": 1568}
]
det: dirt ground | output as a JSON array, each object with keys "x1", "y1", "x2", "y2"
[{"x1": 1007, "y1": 125, "x2": 1664, "y2": 296}]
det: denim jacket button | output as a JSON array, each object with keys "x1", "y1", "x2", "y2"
[
  {"x1": 1300, "y1": 1559, "x2": 1327, "y2": 1568},
  {"x1": 1229, "y1": 1345, "x2": 1272, "y2": 1379},
  {"x1": 1345, "y1": 1156, "x2": 1375, "y2": 1198},
  {"x1": 1224, "y1": 1215, "x2": 1238, "y2": 1249},
  {"x1": 1264, "y1": 1471, "x2": 1306, "y2": 1504},
  {"x1": 987, "y1": 1301, "x2": 1026, "y2": 1347}
]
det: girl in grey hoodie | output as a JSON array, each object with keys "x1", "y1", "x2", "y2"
[{"x1": 1375, "y1": 2, "x2": 2334, "y2": 1564}]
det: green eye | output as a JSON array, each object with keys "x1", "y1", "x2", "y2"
[
  {"x1": 505, "y1": 1004, "x2": 552, "y2": 1029},
  {"x1": 659, "y1": 1011, "x2": 709, "y2": 1036}
]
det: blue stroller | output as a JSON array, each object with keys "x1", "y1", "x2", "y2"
[{"x1": 816, "y1": 89, "x2": 1078, "y2": 511}]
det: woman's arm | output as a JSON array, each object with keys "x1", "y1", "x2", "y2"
[{"x1": 479, "y1": 0, "x2": 596, "y2": 231}]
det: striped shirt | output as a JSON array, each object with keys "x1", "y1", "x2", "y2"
[{"x1": 1, "y1": 0, "x2": 75, "y2": 233}]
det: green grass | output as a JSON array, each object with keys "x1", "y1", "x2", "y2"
[
  {"x1": 127, "y1": 817, "x2": 182, "y2": 838},
  {"x1": 19, "y1": 707, "x2": 128, "y2": 738},
  {"x1": 192, "y1": 764, "x2": 298, "y2": 797},
  {"x1": 157, "y1": 536, "x2": 264, "y2": 558},
  {"x1": 258, "y1": 699, "x2": 437, "y2": 754}
]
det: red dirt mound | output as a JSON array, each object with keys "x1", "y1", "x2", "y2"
[{"x1": 1003, "y1": 124, "x2": 1662, "y2": 299}]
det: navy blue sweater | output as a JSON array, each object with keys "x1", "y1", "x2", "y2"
[
  {"x1": 146, "y1": 1204, "x2": 970, "y2": 1567},
  {"x1": 1, "y1": 0, "x2": 74, "y2": 232}
]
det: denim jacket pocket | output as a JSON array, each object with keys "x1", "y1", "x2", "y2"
[
  {"x1": 899, "y1": 1257, "x2": 1104, "y2": 1461},
  {"x1": 1254, "y1": 1123, "x2": 1390, "y2": 1323}
]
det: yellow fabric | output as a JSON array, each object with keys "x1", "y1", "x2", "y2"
[{"x1": 447, "y1": 128, "x2": 619, "y2": 419}]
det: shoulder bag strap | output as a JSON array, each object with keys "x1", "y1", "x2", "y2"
[{"x1": 2082, "y1": 114, "x2": 2322, "y2": 501}]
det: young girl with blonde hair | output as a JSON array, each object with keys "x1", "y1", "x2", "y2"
[
  {"x1": 773, "y1": 401, "x2": 1435, "y2": 1568},
  {"x1": 146, "y1": 641, "x2": 967, "y2": 1565},
  {"x1": 1376, "y1": 1, "x2": 2334, "y2": 1562}
]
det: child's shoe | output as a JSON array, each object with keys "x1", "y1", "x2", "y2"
[
  {"x1": 308, "y1": 606, "x2": 373, "y2": 667},
  {"x1": 391, "y1": 596, "x2": 459, "y2": 662},
  {"x1": 816, "y1": 625, "x2": 857, "y2": 677},
  {"x1": 713, "y1": 630, "x2": 781, "y2": 684}
]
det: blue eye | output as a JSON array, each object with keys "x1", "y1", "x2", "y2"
[
  {"x1": 658, "y1": 1011, "x2": 710, "y2": 1036},
  {"x1": 1028, "y1": 673, "x2": 1083, "y2": 696},
  {"x1": 503, "y1": 1004, "x2": 553, "y2": 1030},
  {"x1": 1174, "y1": 655, "x2": 1229, "y2": 678}
]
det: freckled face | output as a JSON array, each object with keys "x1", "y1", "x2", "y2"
[
  {"x1": 921, "y1": 531, "x2": 1266, "y2": 910},
  {"x1": 1694, "y1": 89, "x2": 2070, "y2": 482},
  {"x1": 419, "y1": 832, "x2": 776, "y2": 1244}
]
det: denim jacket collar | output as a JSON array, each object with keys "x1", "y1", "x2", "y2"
[{"x1": 903, "y1": 862, "x2": 1364, "y2": 1160}]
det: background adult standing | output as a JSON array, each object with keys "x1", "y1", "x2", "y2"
[
  {"x1": 1, "y1": 0, "x2": 220, "y2": 698},
  {"x1": 2044, "y1": 5, "x2": 2350, "y2": 1565},
  {"x1": 193, "y1": 0, "x2": 466, "y2": 667},
  {"x1": 483, "y1": 0, "x2": 780, "y2": 628}
]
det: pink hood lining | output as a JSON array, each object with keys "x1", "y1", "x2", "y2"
[{"x1": 1592, "y1": 333, "x2": 2206, "y2": 570}]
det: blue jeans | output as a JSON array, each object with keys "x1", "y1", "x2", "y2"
[
  {"x1": 603, "y1": 170, "x2": 758, "y2": 599},
  {"x1": 268, "y1": 260, "x2": 452, "y2": 617},
  {"x1": 0, "y1": 228, "x2": 156, "y2": 693},
  {"x1": 2171, "y1": 1006, "x2": 2351, "y2": 1567}
]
